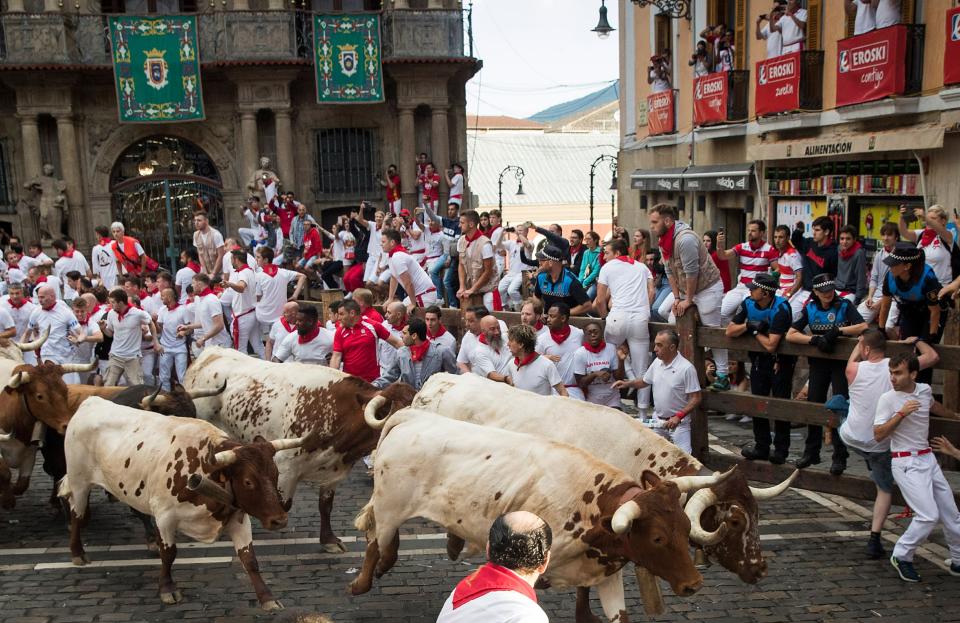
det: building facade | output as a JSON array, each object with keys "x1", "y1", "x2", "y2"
[
  {"x1": 0, "y1": 0, "x2": 478, "y2": 264},
  {"x1": 617, "y1": 0, "x2": 960, "y2": 252}
]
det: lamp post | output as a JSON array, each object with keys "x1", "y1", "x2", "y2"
[
  {"x1": 591, "y1": 0, "x2": 615, "y2": 39},
  {"x1": 497, "y1": 165, "x2": 525, "y2": 214},
  {"x1": 589, "y1": 154, "x2": 618, "y2": 233}
]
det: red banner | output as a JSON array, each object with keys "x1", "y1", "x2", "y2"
[
  {"x1": 647, "y1": 91, "x2": 675, "y2": 136},
  {"x1": 836, "y1": 25, "x2": 906, "y2": 108},
  {"x1": 693, "y1": 72, "x2": 728, "y2": 125},
  {"x1": 946, "y1": 8, "x2": 960, "y2": 85},
  {"x1": 755, "y1": 52, "x2": 800, "y2": 116}
]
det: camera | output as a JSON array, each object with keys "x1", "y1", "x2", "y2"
[{"x1": 504, "y1": 227, "x2": 516, "y2": 233}]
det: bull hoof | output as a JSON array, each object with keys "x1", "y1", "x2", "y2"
[
  {"x1": 321, "y1": 540, "x2": 347, "y2": 554},
  {"x1": 160, "y1": 590, "x2": 183, "y2": 605},
  {"x1": 260, "y1": 600, "x2": 283, "y2": 612},
  {"x1": 71, "y1": 554, "x2": 89, "y2": 566},
  {"x1": 348, "y1": 579, "x2": 371, "y2": 596}
]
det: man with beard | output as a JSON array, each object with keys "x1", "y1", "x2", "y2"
[
  {"x1": 520, "y1": 297, "x2": 548, "y2": 338},
  {"x1": 266, "y1": 301, "x2": 298, "y2": 362},
  {"x1": 1, "y1": 283, "x2": 36, "y2": 362},
  {"x1": 472, "y1": 315, "x2": 513, "y2": 382},
  {"x1": 273, "y1": 304, "x2": 333, "y2": 365},
  {"x1": 374, "y1": 317, "x2": 457, "y2": 390}
]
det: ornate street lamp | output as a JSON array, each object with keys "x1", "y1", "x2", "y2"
[
  {"x1": 589, "y1": 154, "x2": 618, "y2": 233},
  {"x1": 592, "y1": 0, "x2": 615, "y2": 39},
  {"x1": 498, "y1": 165, "x2": 525, "y2": 212},
  {"x1": 630, "y1": 0, "x2": 691, "y2": 20}
]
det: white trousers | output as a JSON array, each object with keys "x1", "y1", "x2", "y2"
[
  {"x1": 718, "y1": 283, "x2": 751, "y2": 376},
  {"x1": 605, "y1": 310, "x2": 651, "y2": 409},
  {"x1": 158, "y1": 351, "x2": 188, "y2": 391},
  {"x1": 781, "y1": 288, "x2": 809, "y2": 322},
  {"x1": 654, "y1": 418, "x2": 692, "y2": 453},
  {"x1": 232, "y1": 311, "x2": 264, "y2": 357},
  {"x1": 892, "y1": 452, "x2": 960, "y2": 563},
  {"x1": 238, "y1": 227, "x2": 259, "y2": 248},
  {"x1": 363, "y1": 254, "x2": 381, "y2": 283},
  {"x1": 857, "y1": 294, "x2": 899, "y2": 328},
  {"x1": 141, "y1": 351, "x2": 157, "y2": 386},
  {"x1": 403, "y1": 289, "x2": 439, "y2": 308},
  {"x1": 498, "y1": 272, "x2": 524, "y2": 309},
  {"x1": 661, "y1": 280, "x2": 727, "y2": 375}
]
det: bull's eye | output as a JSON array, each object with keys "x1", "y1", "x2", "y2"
[
  {"x1": 35, "y1": 394, "x2": 44, "y2": 401},
  {"x1": 652, "y1": 535, "x2": 664, "y2": 546},
  {"x1": 243, "y1": 478, "x2": 254, "y2": 489}
]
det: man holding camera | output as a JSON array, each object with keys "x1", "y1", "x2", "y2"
[
  {"x1": 756, "y1": 2, "x2": 786, "y2": 59},
  {"x1": 647, "y1": 52, "x2": 671, "y2": 93},
  {"x1": 772, "y1": 0, "x2": 807, "y2": 55}
]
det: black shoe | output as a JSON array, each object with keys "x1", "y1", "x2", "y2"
[
  {"x1": 794, "y1": 453, "x2": 821, "y2": 469},
  {"x1": 741, "y1": 445, "x2": 770, "y2": 461},
  {"x1": 830, "y1": 455, "x2": 847, "y2": 476},
  {"x1": 770, "y1": 452, "x2": 788, "y2": 465},
  {"x1": 866, "y1": 537, "x2": 886, "y2": 560}
]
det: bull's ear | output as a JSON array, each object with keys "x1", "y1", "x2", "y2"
[
  {"x1": 253, "y1": 434, "x2": 268, "y2": 444},
  {"x1": 640, "y1": 470, "x2": 662, "y2": 490}
]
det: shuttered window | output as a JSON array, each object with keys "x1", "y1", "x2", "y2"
[
  {"x1": 313, "y1": 128, "x2": 380, "y2": 197},
  {"x1": 734, "y1": 0, "x2": 746, "y2": 69},
  {"x1": 806, "y1": 0, "x2": 821, "y2": 50}
]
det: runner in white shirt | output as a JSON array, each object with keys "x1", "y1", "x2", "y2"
[
  {"x1": 223, "y1": 249, "x2": 263, "y2": 357},
  {"x1": 444, "y1": 164, "x2": 465, "y2": 207},
  {"x1": 534, "y1": 303, "x2": 586, "y2": 400},
  {"x1": 1, "y1": 283, "x2": 37, "y2": 341},
  {"x1": 499, "y1": 224, "x2": 537, "y2": 311},
  {"x1": 26, "y1": 286, "x2": 84, "y2": 382},
  {"x1": 21, "y1": 244, "x2": 53, "y2": 272},
  {"x1": 471, "y1": 315, "x2": 514, "y2": 381},
  {"x1": 266, "y1": 301, "x2": 298, "y2": 362},
  {"x1": 91, "y1": 225, "x2": 119, "y2": 290},
  {"x1": 178, "y1": 273, "x2": 230, "y2": 353},
  {"x1": 874, "y1": 354, "x2": 960, "y2": 583},
  {"x1": 220, "y1": 240, "x2": 255, "y2": 280},
  {"x1": 505, "y1": 323, "x2": 565, "y2": 397},
  {"x1": 573, "y1": 322, "x2": 627, "y2": 408},
  {"x1": 254, "y1": 246, "x2": 305, "y2": 341},
  {"x1": 377, "y1": 301, "x2": 406, "y2": 376},
  {"x1": 774, "y1": 1, "x2": 807, "y2": 54},
  {"x1": 100, "y1": 289, "x2": 157, "y2": 387},
  {"x1": 4, "y1": 250, "x2": 27, "y2": 287},
  {"x1": 272, "y1": 304, "x2": 333, "y2": 365},
  {"x1": 70, "y1": 294, "x2": 105, "y2": 384},
  {"x1": 456, "y1": 306, "x2": 507, "y2": 373},
  {"x1": 29, "y1": 267, "x2": 62, "y2": 303},
  {"x1": 354, "y1": 207, "x2": 385, "y2": 284},
  {"x1": 53, "y1": 238, "x2": 91, "y2": 301},
  {"x1": 423, "y1": 305, "x2": 457, "y2": 354},
  {"x1": 0, "y1": 306, "x2": 14, "y2": 338},
  {"x1": 155, "y1": 288, "x2": 191, "y2": 390},
  {"x1": 382, "y1": 229, "x2": 438, "y2": 309},
  {"x1": 176, "y1": 249, "x2": 202, "y2": 305},
  {"x1": 595, "y1": 237, "x2": 654, "y2": 414}
]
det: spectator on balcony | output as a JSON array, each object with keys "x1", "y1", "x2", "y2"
[
  {"x1": 647, "y1": 53, "x2": 672, "y2": 93},
  {"x1": 716, "y1": 40, "x2": 734, "y2": 72},
  {"x1": 773, "y1": 0, "x2": 807, "y2": 54},
  {"x1": 756, "y1": 2, "x2": 786, "y2": 59},
  {"x1": 689, "y1": 42, "x2": 711, "y2": 78},
  {"x1": 876, "y1": 0, "x2": 901, "y2": 30},
  {"x1": 846, "y1": 0, "x2": 876, "y2": 35}
]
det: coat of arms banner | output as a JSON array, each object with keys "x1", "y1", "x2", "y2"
[
  {"x1": 314, "y1": 14, "x2": 384, "y2": 104},
  {"x1": 108, "y1": 15, "x2": 205, "y2": 123}
]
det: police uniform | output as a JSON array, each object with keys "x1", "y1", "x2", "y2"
[
  {"x1": 791, "y1": 274, "x2": 865, "y2": 471},
  {"x1": 734, "y1": 274, "x2": 796, "y2": 462}
]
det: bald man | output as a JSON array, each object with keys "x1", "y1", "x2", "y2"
[
  {"x1": 378, "y1": 300, "x2": 407, "y2": 376},
  {"x1": 266, "y1": 300, "x2": 299, "y2": 362},
  {"x1": 438, "y1": 511, "x2": 551, "y2": 623},
  {"x1": 26, "y1": 285, "x2": 84, "y2": 382},
  {"x1": 472, "y1": 315, "x2": 512, "y2": 382}
]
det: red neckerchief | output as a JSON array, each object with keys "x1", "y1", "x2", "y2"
[
  {"x1": 298, "y1": 324, "x2": 320, "y2": 344},
  {"x1": 452, "y1": 563, "x2": 537, "y2": 609},
  {"x1": 42, "y1": 302, "x2": 56, "y2": 311},
  {"x1": 570, "y1": 244, "x2": 583, "y2": 256},
  {"x1": 549, "y1": 324, "x2": 572, "y2": 344},
  {"x1": 235, "y1": 264, "x2": 251, "y2": 273},
  {"x1": 489, "y1": 225, "x2": 502, "y2": 239},
  {"x1": 514, "y1": 351, "x2": 538, "y2": 369},
  {"x1": 262, "y1": 264, "x2": 279, "y2": 277},
  {"x1": 90, "y1": 303, "x2": 102, "y2": 316},
  {"x1": 839, "y1": 241, "x2": 862, "y2": 261},
  {"x1": 409, "y1": 339, "x2": 431, "y2": 362},
  {"x1": 657, "y1": 222, "x2": 677, "y2": 260},
  {"x1": 116, "y1": 305, "x2": 132, "y2": 322},
  {"x1": 919, "y1": 228, "x2": 939, "y2": 247},
  {"x1": 7, "y1": 298, "x2": 27, "y2": 310},
  {"x1": 391, "y1": 320, "x2": 407, "y2": 333},
  {"x1": 427, "y1": 325, "x2": 447, "y2": 339},
  {"x1": 534, "y1": 320, "x2": 544, "y2": 332},
  {"x1": 387, "y1": 244, "x2": 406, "y2": 258},
  {"x1": 477, "y1": 333, "x2": 500, "y2": 353},
  {"x1": 61, "y1": 249, "x2": 75, "y2": 259},
  {"x1": 615, "y1": 255, "x2": 634, "y2": 264},
  {"x1": 7, "y1": 262, "x2": 18, "y2": 270},
  {"x1": 35, "y1": 275, "x2": 47, "y2": 284},
  {"x1": 463, "y1": 228, "x2": 483, "y2": 247},
  {"x1": 165, "y1": 302, "x2": 179, "y2": 312},
  {"x1": 186, "y1": 261, "x2": 202, "y2": 273},
  {"x1": 98, "y1": 237, "x2": 112, "y2": 247},
  {"x1": 280, "y1": 317, "x2": 295, "y2": 333},
  {"x1": 198, "y1": 288, "x2": 215, "y2": 297},
  {"x1": 583, "y1": 340, "x2": 607, "y2": 354}
]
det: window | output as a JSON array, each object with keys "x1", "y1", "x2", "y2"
[
  {"x1": 706, "y1": 0, "x2": 745, "y2": 68},
  {"x1": 313, "y1": 128, "x2": 380, "y2": 197},
  {"x1": 99, "y1": 0, "x2": 197, "y2": 13},
  {"x1": 654, "y1": 13, "x2": 671, "y2": 57},
  {"x1": 256, "y1": 109, "x2": 278, "y2": 176},
  {"x1": 0, "y1": 139, "x2": 15, "y2": 215},
  {"x1": 38, "y1": 115, "x2": 61, "y2": 181}
]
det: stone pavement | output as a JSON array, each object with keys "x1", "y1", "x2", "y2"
[{"x1": 1, "y1": 418, "x2": 959, "y2": 623}]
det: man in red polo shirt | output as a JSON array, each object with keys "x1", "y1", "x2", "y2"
[{"x1": 330, "y1": 299, "x2": 402, "y2": 382}]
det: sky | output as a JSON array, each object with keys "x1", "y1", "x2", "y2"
[{"x1": 466, "y1": 0, "x2": 620, "y2": 119}]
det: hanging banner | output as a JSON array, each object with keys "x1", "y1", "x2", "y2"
[
  {"x1": 693, "y1": 72, "x2": 728, "y2": 126},
  {"x1": 836, "y1": 25, "x2": 906, "y2": 108},
  {"x1": 314, "y1": 14, "x2": 384, "y2": 104},
  {"x1": 946, "y1": 7, "x2": 960, "y2": 85},
  {"x1": 108, "y1": 16, "x2": 204, "y2": 123},
  {"x1": 647, "y1": 91, "x2": 675, "y2": 136},
  {"x1": 755, "y1": 52, "x2": 800, "y2": 116}
]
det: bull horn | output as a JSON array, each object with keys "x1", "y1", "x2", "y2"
[
  {"x1": 0, "y1": 430, "x2": 13, "y2": 442},
  {"x1": 684, "y1": 488, "x2": 728, "y2": 546},
  {"x1": 749, "y1": 469, "x2": 799, "y2": 501},
  {"x1": 6, "y1": 371, "x2": 29, "y2": 389},
  {"x1": 672, "y1": 467, "x2": 736, "y2": 494},
  {"x1": 140, "y1": 386, "x2": 165, "y2": 410},
  {"x1": 270, "y1": 436, "x2": 307, "y2": 452},
  {"x1": 60, "y1": 361, "x2": 98, "y2": 373},
  {"x1": 213, "y1": 449, "x2": 239, "y2": 467},
  {"x1": 363, "y1": 395, "x2": 389, "y2": 430},
  {"x1": 186, "y1": 473, "x2": 234, "y2": 506},
  {"x1": 611, "y1": 500, "x2": 643, "y2": 535},
  {"x1": 16, "y1": 327, "x2": 49, "y2": 351},
  {"x1": 186, "y1": 380, "x2": 228, "y2": 400}
]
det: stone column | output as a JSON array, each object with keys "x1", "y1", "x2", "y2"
[
  {"x1": 7, "y1": 0, "x2": 25, "y2": 12},
  {"x1": 427, "y1": 0, "x2": 443, "y2": 8},
  {"x1": 54, "y1": 113, "x2": 86, "y2": 244},
  {"x1": 232, "y1": 0, "x2": 250, "y2": 9},
  {"x1": 43, "y1": 0, "x2": 59, "y2": 12},
  {"x1": 18, "y1": 114, "x2": 42, "y2": 183},
  {"x1": 430, "y1": 104, "x2": 450, "y2": 206},
  {"x1": 398, "y1": 105, "x2": 416, "y2": 208},
  {"x1": 267, "y1": 0, "x2": 284, "y2": 7},
  {"x1": 239, "y1": 111, "x2": 258, "y2": 195},
  {"x1": 393, "y1": 0, "x2": 409, "y2": 8},
  {"x1": 274, "y1": 108, "x2": 295, "y2": 195}
]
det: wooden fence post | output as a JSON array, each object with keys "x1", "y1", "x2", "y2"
[{"x1": 677, "y1": 306, "x2": 709, "y2": 462}]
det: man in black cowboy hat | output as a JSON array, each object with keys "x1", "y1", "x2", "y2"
[
  {"x1": 787, "y1": 273, "x2": 869, "y2": 474},
  {"x1": 726, "y1": 272, "x2": 797, "y2": 463}
]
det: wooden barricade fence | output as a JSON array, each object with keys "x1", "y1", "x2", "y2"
[{"x1": 306, "y1": 302, "x2": 960, "y2": 506}]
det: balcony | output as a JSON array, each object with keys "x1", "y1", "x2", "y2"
[
  {"x1": 755, "y1": 50, "x2": 823, "y2": 117},
  {"x1": 647, "y1": 89, "x2": 677, "y2": 137},
  {"x1": 0, "y1": 8, "x2": 473, "y2": 67},
  {"x1": 693, "y1": 70, "x2": 749, "y2": 126},
  {"x1": 835, "y1": 24, "x2": 923, "y2": 109}
]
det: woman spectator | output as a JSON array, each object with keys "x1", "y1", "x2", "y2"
[
  {"x1": 632, "y1": 228, "x2": 650, "y2": 261},
  {"x1": 645, "y1": 248, "x2": 671, "y2": 323},
  {"x1": 579, "y1": 231, "x2": 602, "y2": 300},
  {"x1": 898, "y1": 204, "x2": 955, "y2": 287},
  {"x1": 703, "y1": 230, "x2": 732, "y2": 292}
]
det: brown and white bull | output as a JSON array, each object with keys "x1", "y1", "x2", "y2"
[
  {"x1": 59, "y1": 396, "x2": 306, "y2": 609},
  {"x1": 411, "y1": 374, "x2": 798, "y2": 614},
  {"x1": 181, "y1": 347, "x2": 416, "y2": 552},
  {"x1": 353, "y1": 409, "x2": 733, "y2": 622}
]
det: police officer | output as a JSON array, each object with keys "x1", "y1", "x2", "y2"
[
  {"x1": 726, "y1": 273, "x2": 796, "y2": 464},
  {"x1": 786, "y1": 273, "x2": 868, "y2": 474}
]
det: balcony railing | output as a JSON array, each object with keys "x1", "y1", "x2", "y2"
[
  {"x1": 799, "y1": 50, "x2": 823, "y2": 111},
  {"x1": 726, "y1": 69, "x2": 749, "y2": 121}
]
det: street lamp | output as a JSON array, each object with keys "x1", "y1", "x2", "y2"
[
  {"x1": 629, "y1": 0, "x2": 691, "y2": 19},
  {"x1": 592, "y1": 0, "x2": 615, "y2": 39},
  {"x1": 498, "y1": 165, "x2": 525, "y2": 212},
  {"x1": 589, "y1": 154, "x2": 618, "y2": 233}
]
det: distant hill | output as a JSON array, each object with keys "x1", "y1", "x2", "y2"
[{"x1": 527, "y1": 80, "x2": 620, "y2": 124}]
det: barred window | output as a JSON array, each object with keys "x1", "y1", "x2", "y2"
[
  {"x1": 313, "y1": 128, "x2": 380, "y2": 198},
  {"x1": 0, "y1": 139, "x2": 14, "y2": 215}
]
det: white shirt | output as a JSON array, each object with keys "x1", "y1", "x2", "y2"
[
  {"x1": 505, "y1": 240, "x2": 534, "y2": 275},
  {"x1": 1, "y1": 296, "x2": 36, "y2": 339},
  {"x1": 424, "y1": 227, "x2": 445, "y2": 258},
  {"x1": 269, "y1": 317, "x2": 296, "y2": 347},
  {"x1": 777, "y1": 8, "x2": 807, "y2": 54},
  {"x1": 195, "y1": 228, "x2": 225, "y2": 258},
  {"x1": 535, "y1": 326, "x2": 586, "y2": 400},
  {"x1": 5, "y1": 267, "x2": 26, "y2": 286},
  {"x1": 255, "y1": 267, "x2": 298, "y2": 323},
  {"x1": 175, "y1": 266, "x2": 197, "y2": 304},
  {"x1": 913, "y1": 229, "x2": 953, "y2": 286},
  {"x1": 0, "y1": 307, "x2": 14, "y2": 333},
  {"x1": 20, "y1": 253, "x2": 52, "y2": 272},
  {"x1": 437, "y1": 584, "x2": 547, "y2": 623},
  {"x1": 106, "y1": 306, "x2": 152, "y2": 359},
  {"x1": 598, "y1": 258, "x2": 652, "y2": 316},
  {"x1": 74, "y1": 309, "x2": 104, "y2": 365},
  {"x1": 448, "y1": 172, "x2": 464, "y2": 197},
  {"x1": 387, "y1": 250, "x2": 435, "y2": 297},
  {"x1": 27, "y1": 300, "x2": 80, "y2": 364},
  {"x1": 91, "y1": 242, "x2": 118, "y2": 289},
  {"x1": 32, "y1": 276, "x2": 63, "y2": 303},
  {"x1": 510, "y1": 353, "x2": 563, "y2": 397},
  {"x1": 472, "y1": 339, "x2": 513, "y2": 378},
  {"x1": 367, "y1": 221, "x2": 382, "y2": 256},
  {"x1": 429, "y1": 328, "x2": 457, "y2": 354},
  {"x1": 650, "y1": 69, "x2": 670, "y2": 93},
  {"x1": 378, "y1": 321, "x2": 405, "y2": 374},
  {"x1": 573, "y1": 343, "x2": 621, "y2": 408},
  {"x1": 55, "y1": 253, "x2": 90, "y2": 300},
  {"x1": 274, "y1": 327, "x2": 334, "y2": 365},
  {"x1": 195, "y1": 293, "x2": 230, "y2": 347},
  {"x1": 840, "y1": 358, "x2": 892, "y2": 453},
  {"x1": 457, "y1": 321, "x2": 509, "y2": 367},
  {"x1": 230, "y1": 267, "x2": 257, "y2": 315},
  {"x1": 874, "y1": 383, "x2": 933, "y2": 453},
  {"x1": 222, "y1": 252, "x2": 256, "y2": 278},
  {"x1": 642, "y1": 353, "x2": 700, "y2": 420},
  {"x1": 875, "y1": 0, "x2": 900, "y2": 29},
  {"x1": 853, "y1": 0, "x2": 876, "y2": 35},
  {"x1": 156, "y1": 304, "x2": 191, "y2": 353},
  {"x1": 141, "y1": 291, "x2": 164, "y2": 319},
  {"x1": 760, "y1": 23, "x2": 782, "y2": 58}
]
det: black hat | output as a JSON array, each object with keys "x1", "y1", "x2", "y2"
[
  {"x1": 536, "y1": 244, "x2": 564, "y2": 262},
  {"x1": 812, "y1": 273, "x2": 836, "y2": 292},
  {"x1": 882, "y1": 242, "x2": 924, "y2": 267},
  {"x1": 748, "y1": 273, "x2": 779, "y2": 293}
]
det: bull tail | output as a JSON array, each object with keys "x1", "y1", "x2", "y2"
[
  {"x1": 57, "y1": 475, "x2": 72, "y2": 502},
  {"x1": 354, "y1": 500, "x2": 376, "y2": 534}
]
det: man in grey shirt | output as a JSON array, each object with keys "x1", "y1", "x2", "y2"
[
  {"x1": 374, "y1": 317, "x2": 458, "y2": 390},
  {"x1": 837, "y1": 225, "x2": 868, "y2": 304}
]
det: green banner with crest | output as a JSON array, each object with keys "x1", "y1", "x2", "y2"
[
  {"x1": 109, "y1": 15, "x2": 204, "y2": 123},
  {"x1": 314, "y1": 14, "x2": 384, "y2": 104}
]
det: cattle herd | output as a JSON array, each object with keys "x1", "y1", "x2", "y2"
[{"x1": 0, "y1": 333, "x2": 799, "y2": 621}]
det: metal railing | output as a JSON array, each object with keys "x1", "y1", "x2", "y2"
[
  {"x1": 799, "y1": 50, "x2": 824, "y2": 111},
  {"x1": 726, "y1": 69, "x2": 749, "y2": 122},
  {"x1": 904, "y1": 23, "x2": 925, "y2": 96}
]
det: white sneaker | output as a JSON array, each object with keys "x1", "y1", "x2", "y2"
[
  {"x1": 725, "y1": 413, "x2": 739, "y2": 421},
  {"x1": 738, "y1": 415, "x2": 752, "y2": 424},
  {"x1": 362, "y1": 455, "x2": 373, "y2": 469}
]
